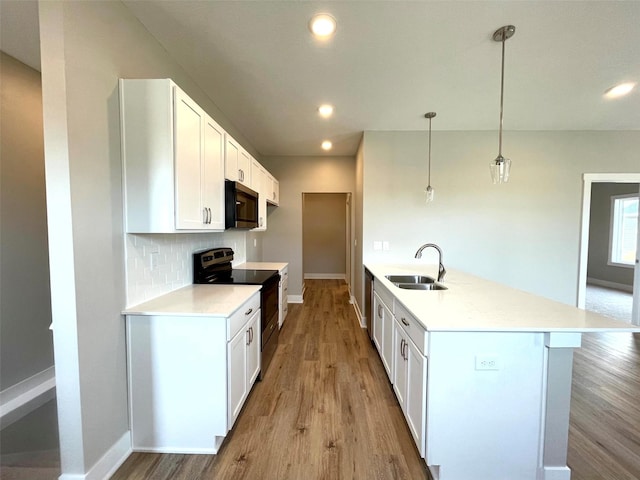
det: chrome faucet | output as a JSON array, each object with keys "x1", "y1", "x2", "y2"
[{"x1": 414, "y1": 243, "x2": 446, "y2": 282}]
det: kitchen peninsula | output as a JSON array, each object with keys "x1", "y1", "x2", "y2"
[{"x1": 365, "y1": 262, "x2": 639, "y2": 480}]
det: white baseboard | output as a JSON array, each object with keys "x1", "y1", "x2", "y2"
[
  {"x1": 303, "y1": 273, "x2": 346, "y2": 280},
  {"x1": 0, "y1": 366, "x2": 56, "y2": 429},
  {"x1": 288, "y1": 294, "x2": 303, "y2": 304},
  {"x1": 542, "y1": 466, "x2": 571, "y2": 480},
  {"x1": 351, "y1": 299, "x2": 365, "y2": 328},
  {"x1": 59, "y1": 431, "x2": 132, "y2": 480},
  {"x1": 587, "y1": 277, "x2": 633, "y2": 293}
]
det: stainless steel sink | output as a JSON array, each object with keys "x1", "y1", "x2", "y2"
[
  {"x1": 385, "y1": 275, "x2": 435, "y2": 284},
  {"x1": 397, "y1": 283, "x2": 447, "y2": 291}
]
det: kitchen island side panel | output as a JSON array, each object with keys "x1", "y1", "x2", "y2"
[{"x1": 426, "y1": 331, "x2": 545, "y2": 480}]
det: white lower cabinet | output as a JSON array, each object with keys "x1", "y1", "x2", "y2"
[
  {"x1": 228, "y1": 307, "x2": 260, "y2": 428},
  {"x1": 393, "y1": 316, "x2": 427, "y2": 455},
  {"x1": 373, "y1": 284, "x2": 394, "y2": 378},
  {"x1": 279, "y1": 265, "x2": 289, "y2": 328},
  {"x1": 126, "y1": 292, "x2": 261, "y2": 453}
]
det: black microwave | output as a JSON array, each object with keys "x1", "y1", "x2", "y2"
[{"x1": 225, "y1": 180, "x2": 259, "y2": 229}]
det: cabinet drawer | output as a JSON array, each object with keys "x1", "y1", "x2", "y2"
[
  {"x1": 374, "y1": 280, "x2": 394, "y2": 310},
  {"x1": 228, "y1": 293, "x2": 261, "y2": 341},
  {"x1": 394, "y1": 302, "x2": 428, "y2": 356}
]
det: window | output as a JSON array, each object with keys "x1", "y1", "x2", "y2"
[{"x1": 609, "y1": 194, "x2": 639, "y2": 266}]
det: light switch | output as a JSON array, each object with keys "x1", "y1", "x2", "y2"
[
  {"x1": 383, "y1": 241, "x2": 390, "y2": 251},
  {"x1": 373, "y1": 241, "x2": 382, "y2": 251}
]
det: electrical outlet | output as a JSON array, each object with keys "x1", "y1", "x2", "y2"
[
  {"x1": 475, "y1": 354, "x2": 500, "y2": 371},
  {"x1": 383, "y1": 241, "x2": 390, "y2": 251},
  {"x1": 373, "y1": 241, "x2": 383, "y2": 251}
]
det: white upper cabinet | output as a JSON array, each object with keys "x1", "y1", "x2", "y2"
[
  {"x1": 224, "y1": 136, "x2": 251, "y2": 187},
  {"x1": 121, "y1": 78, "x2": 278, "y2": 233},
  {"x1": 251, "y1": 158, "x2": 268, "y2": 231},
  {"x1": 266, "y1": 173, "x2": 279, "y2": 206},
  {"x1": 120, "y1": 79, "x2": 225, "y2": 232}
]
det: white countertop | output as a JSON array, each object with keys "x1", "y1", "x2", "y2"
[
  {"x1": 123, "y1": 284, "x2": 261, "y2": 317},
  {"x1": 366, "y1": 262, "x2": 640, "y2": 333},
  {"x1": 236, "y1": 261, "x2": 288, "y2": 271}
]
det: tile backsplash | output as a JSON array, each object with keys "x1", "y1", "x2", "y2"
[{"x1": 125, "y1": 230, "x2": 247, "y2": 306}]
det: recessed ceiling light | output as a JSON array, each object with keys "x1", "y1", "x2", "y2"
[
  {"x1": 604, "y1": 82, "x2": 636, "y2": 99},
  {"x1": 321, "y1": 140, "x2": 333, "y2": 151},
  {"x1": 318, "y1": 104, "x2": 334, "y2": 118},
  {"x1": 309, "y1": 14, "x2": 336, "y2": 38}
]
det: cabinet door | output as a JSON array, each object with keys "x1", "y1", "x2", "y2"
[
  {"x1": 246, "y1": 310, "x2": 261, "y2": 386},
  {"x1": 203, "y1": 115, "x2": 225, "y2": 230},
  {"x1": 225, "y1": 136, "x2": 240, "y2": 181},
  {"x1": 228, "y1": 326, "x2": 247, "y2": 428},
  {"x1": 393, "y1": 320, "x2": 408, "y2": 408},
  {"x1": 381, "y1": 301, "x2": 393, "y2": 377},
  {"x1": 238, "y1": 149, "x2": 251, "y2": 186},
  {"x1": 406, "y1": 338, "x2": 427, "y2": 456},
  {"x1": 372, "y1": 293, "x2": 384, "y2": 353},
  {"x1": 272, "y1": 178, "x2": 279, "y2": 205},
  {"x1": 174, "y1": 87, "x2": 205, "y2": 229}
]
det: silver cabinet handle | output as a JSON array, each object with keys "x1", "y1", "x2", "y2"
[
  {"x1": 401, "y1": 317, "x2": 410, "y2": 327},
  {"x1": 207, "y1": 207, "x2": 211, "y2": 224},
  {"x1": 246, "y1": 329, "x2": 251, "y2": 346},
  {"x1": 245, "y1": 308, "x2": 253, "y2": 316},
  {"x1": 377, "y1": 304, "x2": 383, "y2": 318}
]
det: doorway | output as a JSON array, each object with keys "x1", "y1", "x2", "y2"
[
  {"x1": 579, "y1": 174, "x2": 640, "y2": 326},
  {"x1": 302, "y1": 193, "x2": 353, "y2": 294}
]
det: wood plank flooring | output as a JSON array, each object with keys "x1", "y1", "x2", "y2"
[
  {"x1": 112, "y1": 280, "x2": 429, "y2": 480},
  {"x1": 112, "y1": 280, "x2": 640, "y2": 480},
  {"x1": 567, "y1": 331, "x2": 640, "y2": 480}
]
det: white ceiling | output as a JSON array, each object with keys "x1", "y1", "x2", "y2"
[{"x1": 3, "y1": 1, "x2": 640, "y2": 157}]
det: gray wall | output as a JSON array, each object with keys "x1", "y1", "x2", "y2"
[
  {"x1": 303, "y1": 193, "x2": 347, "y2": 276},
  {"x1": 359, "y1": 130, "x2": 640, "y2": 308},
  {"x1": 261, "y1": 156, "x2": 356, "y2": 297},
  {"x1": 38, "y1": 1, "x2": 260, "y2": 476},
  {"x1": 0, "y1": 52, "x2": 54, "y2": 390},
  {"x1": 587, "y1": 182, "x2": 638, "y2": 288}
]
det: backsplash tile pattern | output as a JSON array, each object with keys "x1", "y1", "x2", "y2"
[{"x1": 125, "y1": 231, "x2": 247, "y2": 306}]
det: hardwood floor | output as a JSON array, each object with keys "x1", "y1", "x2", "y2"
[
  {"x1": 112, "y1": 280, "x2": 640, "y2": 480},
  {"x1": 568, "y1": 331, "x2": 640, "y2": 480},
  {"x1": 112, "y1": 280, "x2": 429, "y2": 480}
]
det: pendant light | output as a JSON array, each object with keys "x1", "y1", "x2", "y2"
[
  {"x1": 424, "y1": 112, "x2": 436, "y2": 203},
  {"x1": 490, "y1": 25, "x2": 515, "y2": 184}
]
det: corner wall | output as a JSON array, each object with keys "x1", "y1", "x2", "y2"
[{"x1": 0, "y1": 52, "x2": 54, "y2": 392}]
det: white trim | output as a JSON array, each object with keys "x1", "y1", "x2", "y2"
[
  {"x1": 0, "y1": 366, "x2": 55, "y2": 428},
  {"x1": 542, "y1": 466, "x2": 571, "y2": 480},
  {"x1": 351, "y1": 297, "x2": 365, "y2": 328},
  {"x1": 587, "y1": 277, "x2": 634, "y2": 293},
  {"x1": 288, "y1": 294, "x2": 303, "y2": 304},
  {"x1": 59, "y1": 431, "x2": 132, "y2": 480},
  {"x1": 303, "y1": 273, "x2": 346, "y2": 280}
]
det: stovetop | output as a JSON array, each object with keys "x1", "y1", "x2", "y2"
[{"x1": 193, "y1": 247, "x2": 279, "y2": 285}]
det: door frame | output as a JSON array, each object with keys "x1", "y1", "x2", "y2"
[{"x1": 578, "y1": 173, "x2": 640, "y2": 325}]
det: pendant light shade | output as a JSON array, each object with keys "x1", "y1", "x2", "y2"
[
  {"x1": 490, "y1": 25, "x2": 515, "y2": 184},
  {"x1": 424, "y1": 112, "x2": 436, "y2": 203}
]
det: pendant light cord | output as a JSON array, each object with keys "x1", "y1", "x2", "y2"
[
  {"x1": 428, "y1": 116, "x2": 432, "y2": 186},
  {"x1": 498, "y1": 34, "x2": 506, "y2": 158}
]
